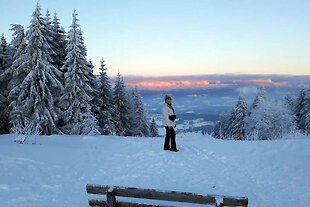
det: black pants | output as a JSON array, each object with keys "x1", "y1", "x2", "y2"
[{"x1": 164, "y1": 126, "x2": 176, "y2": 149}]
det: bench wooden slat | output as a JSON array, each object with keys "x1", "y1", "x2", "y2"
[
  {"x1": 115, "y1": 187, "x2": 216, "y2": 204},
  {"x1": 223, "y1": 196, "x2": 248, "y2": 206},
  {"x1": 86, "y1": 184, "x2": 109, "y2": 195},
  {"x1": 118, "y1": 201, "x2": 176, "y2": 207},
  {"x1": 89, "y1": 199, "x2": 107, "y2": 207}
]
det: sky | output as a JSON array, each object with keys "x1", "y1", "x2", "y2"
[{"x1": 0, "y1": 0, "x2": 310, "y2": 77}]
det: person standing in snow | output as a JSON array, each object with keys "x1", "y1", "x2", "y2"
[{"x1": 162, "y1": 95, "x2": 179, "y2": 152}]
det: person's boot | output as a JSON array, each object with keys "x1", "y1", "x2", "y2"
[
  {"x1": 170, "y1": 148, "x2": 179, "y2": 152},
  {"x1": 164, "y1": 146, "x2": 170, "y2": 150}
]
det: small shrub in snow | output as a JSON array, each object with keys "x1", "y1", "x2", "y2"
[
  {"x1": 11, "y1": 120, "x2": 41, "y2": 144},
  {"x1": 149, "y1": 118, "x2": 159, "y2": 137}
]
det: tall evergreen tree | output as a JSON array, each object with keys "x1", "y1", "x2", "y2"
[
  {"x1": 129, "y1": 87, "x2": 149, "y2": 137},
  {"x1": 60, "y1": 10, "x2": 99, "y2": 135},
  {"x1": 212, "y1": 112, "x2": 230, "y2": 139},
  {"x1": 43, "y1": 9, "x2": 56, "y2": 64},
  {"x1": 5, "y1": 25, "x2": 25, "y2": 111},
  {"x1": 43, "y1": 10, "x2": 66, "y2": 128},
  {"x1": 86, "y1": 59, "x2": 99, "y2": 115},
  {"x1": 51, "y1": 12, "x2": 67, "y2": 74},
  {"x1": 149, "y1": 118, "x2": 159, "y2": 137},
  {"x1": 226, "y1": 96, "x2": 248, "y2": 140},
  {"x1": 284, "y1": 95, "x2": 295, "y2": 113},
  {"x1": 8, "y1": 4, "x2": 63, "y2": 134},
  {"x1": 3, "y1": 24, "x2": 26, "y2": 133},
  {"x1": 304, "y1": 90, "x2": 310, "y2": 135},
  {"x1": 0, "y1": 34, "x2": 10, "y2": 78},
  {"x1": 97, "y1": 58, "x2": 115, "y2": 135},
  {"x1": 0, "y1": 34, "x2": 10, "y2": 100},
  {"x1": 0, "y1": 34, "x2": 12, "y2": 97},
  {"x1": 0, "y1": 34, "x2": 12, "y2": 133},
  {"x1": 113, "y1": 72, "x2": 131, "y2": 136},
  {"x1": 252, "y1": 87, "x2": 267, "y2": 109},
  {"x1": 294, "y1": 89, "x2": 307, "y2": 134}
]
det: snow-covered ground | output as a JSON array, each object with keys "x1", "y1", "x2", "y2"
[{"x1": 0, "y1": 133, "x2": 309, "y2": 207}]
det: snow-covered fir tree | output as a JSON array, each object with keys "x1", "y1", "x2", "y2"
[
  {"x1": 43, "y1": 10, "x2": 66, "y2": 125},
  {"x1": 0, "y1": 35, "x2": 8, "y2": 94},
  {"x1": 0, "y1": 34, "x2": 12, "y2": 97},
  {"x1": 3, "y1": 24, "x2": 25, "y2": 134},
  {"x1": 212, "y1": 112, "x2": 231, "y2": 139},
  {"x1": 225, "y1": 95, "x2": 248, "y2": 140},
  {"x1": 51, "y1": 12, "x2": 67, "y2": 75},
  {"x1": 304, "y1": 90, "x2": 310, "y2": 135},
  {"x1": 0, "y1": 34, "x2": 12, "y2": 133},
  {"x1": 8, "y1": 4, "x2": 63, "y2": 135},
  {"x1": 5, "y1": 24, "x2": 25, "y2": 111},
  {"x1": 129, "y1": 87, "x2": 150, "y2": 137},
  {"x1": 149, "y1": 118, "x2": 159, "y2": 137},
  {"x1": 112, "y1": 72, "x2": 131, "y2": 136},
  {"x1": 43, "y1": 10, "x2": 57, "y2": 63},
  {"x1": 252, "y1": 87, "x2": 267, "y2": 109},
  {"x1": 80, "y1": 105, "x2": 100, "y2": 136},
  {"x1": 59, "y1": 10, "x2": 99, "y2": 135},
  {"x1": 244, "y1": 100, "x2": 296, "y2": 140},
  {"x1": 284, "y1": 94, "x2": 295, "y2": 114},
  {"x1": 97, "y1": 58, "x2": 115, "y2": 135},
  {"x1": 294, "y1": 88, "x2": 307, "y2": 134},
  {"x1": 86, "y1": 59, "x2": 100, "y2": 115},
  {"x1": 126, "y1": 90, "x2": 135, "y2": 136},
  {"x1": 0, "y1": 34, "x2": 11, "y2": 77}
]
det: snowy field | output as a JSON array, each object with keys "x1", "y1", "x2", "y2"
[{"x1": 0, "y1": 133, "x2": 309, "y2": 207}]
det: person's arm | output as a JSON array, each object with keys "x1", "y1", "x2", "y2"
[{"x1": 162, "y1": 106, "x2": 172, "y2": 128}]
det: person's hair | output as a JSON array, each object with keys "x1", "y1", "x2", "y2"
[{"x1": 165, "y1": 95, "x2": 171, "y2": 103}]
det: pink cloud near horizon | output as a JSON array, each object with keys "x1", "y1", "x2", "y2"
[{"x1": 125, "y1": 78, "x2": 288, "y2": 90}]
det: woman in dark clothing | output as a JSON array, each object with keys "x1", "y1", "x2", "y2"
[{"x1": 162, "y1": 95, "x2": 179, "y2": 152}]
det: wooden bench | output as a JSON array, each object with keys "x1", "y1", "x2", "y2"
[{"x1": 86, "y1": 184, "x2": 248, "y2": 207}]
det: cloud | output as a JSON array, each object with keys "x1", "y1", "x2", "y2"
[
  {"x1": 118, "y1": 74, "x2": 309, "y2": 90},
  {"x1": 126, "y1": 80, "x2": 210, "y2": 89}
]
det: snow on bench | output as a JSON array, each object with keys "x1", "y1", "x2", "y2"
[{"x1": 86, "y1": 184, "x2": 248, "y2": 207}]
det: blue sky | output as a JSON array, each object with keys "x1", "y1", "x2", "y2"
[{"x1": 0, "y1": 0, "x2": 309, "y2": 76}]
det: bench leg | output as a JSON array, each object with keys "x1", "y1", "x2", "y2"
[{"x1": 107, "y1": 187, "x2": 116, "y2": 207}]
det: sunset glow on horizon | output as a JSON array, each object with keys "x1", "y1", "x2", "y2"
[{"x1": 125, "y1": 78, "x2": 289, "y2": 90}]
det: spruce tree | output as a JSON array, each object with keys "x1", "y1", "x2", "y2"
[
  {"x1": 8, "y1": 4, "x2": 63, "y2": 135},
  {"x1": 112, "y1": 72, "x2": 131, "y2": 136},
  {"x1": 129, "y1": 87, "x2": 149, "y2": 137},
  {"x1": 0, "y1": 34, "x2": 10, "y2": 100},
  {"x1": 149, "y1": 118, "x2": 159, "y2": 137},
  {"x1": 294, "y1": 89, "x2": 307, "y2": 134},
  {"x1": 86, "y1": 59, "x2": 99, "y2": 115},
  {"x1": 212, "y1": 112, "x2": 230, "y2": 139},
  {"x1": 0, "y1": 34, "x2": 10, "y2": 78},
  {"x1": 60, "y1": 10, "x2": 99, "y2": 135},
  {"x1": 0, "y1": 34, "x2": 12, "y2": 133},
  {"x1": 284, "y1": 95, "x2": 295, "y2": 113},
  {"x1": 97, "y1": 58, "x2": 115, "y2": 135},
  {"x1": 5, "y1": 24, "x2": 25, "y2": 120},
  {"x1": 51, "y1": 12, "x2": 67, "y2": 74},
  {"x1": 0, "y1": 34, "x2": 12, "y2": 97},
  {"x1": 226, "y1": 96, "x2": 248, "y2": 140},
  {"x1": 252, "y1": 87, "x2": 267, "y2": 109},
  {"x1": 43, "y1": 9, "x2": 56, "y2": 64},
  {"x1": 304, "y1": 90, "x2": 310, "y2": 135}
]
